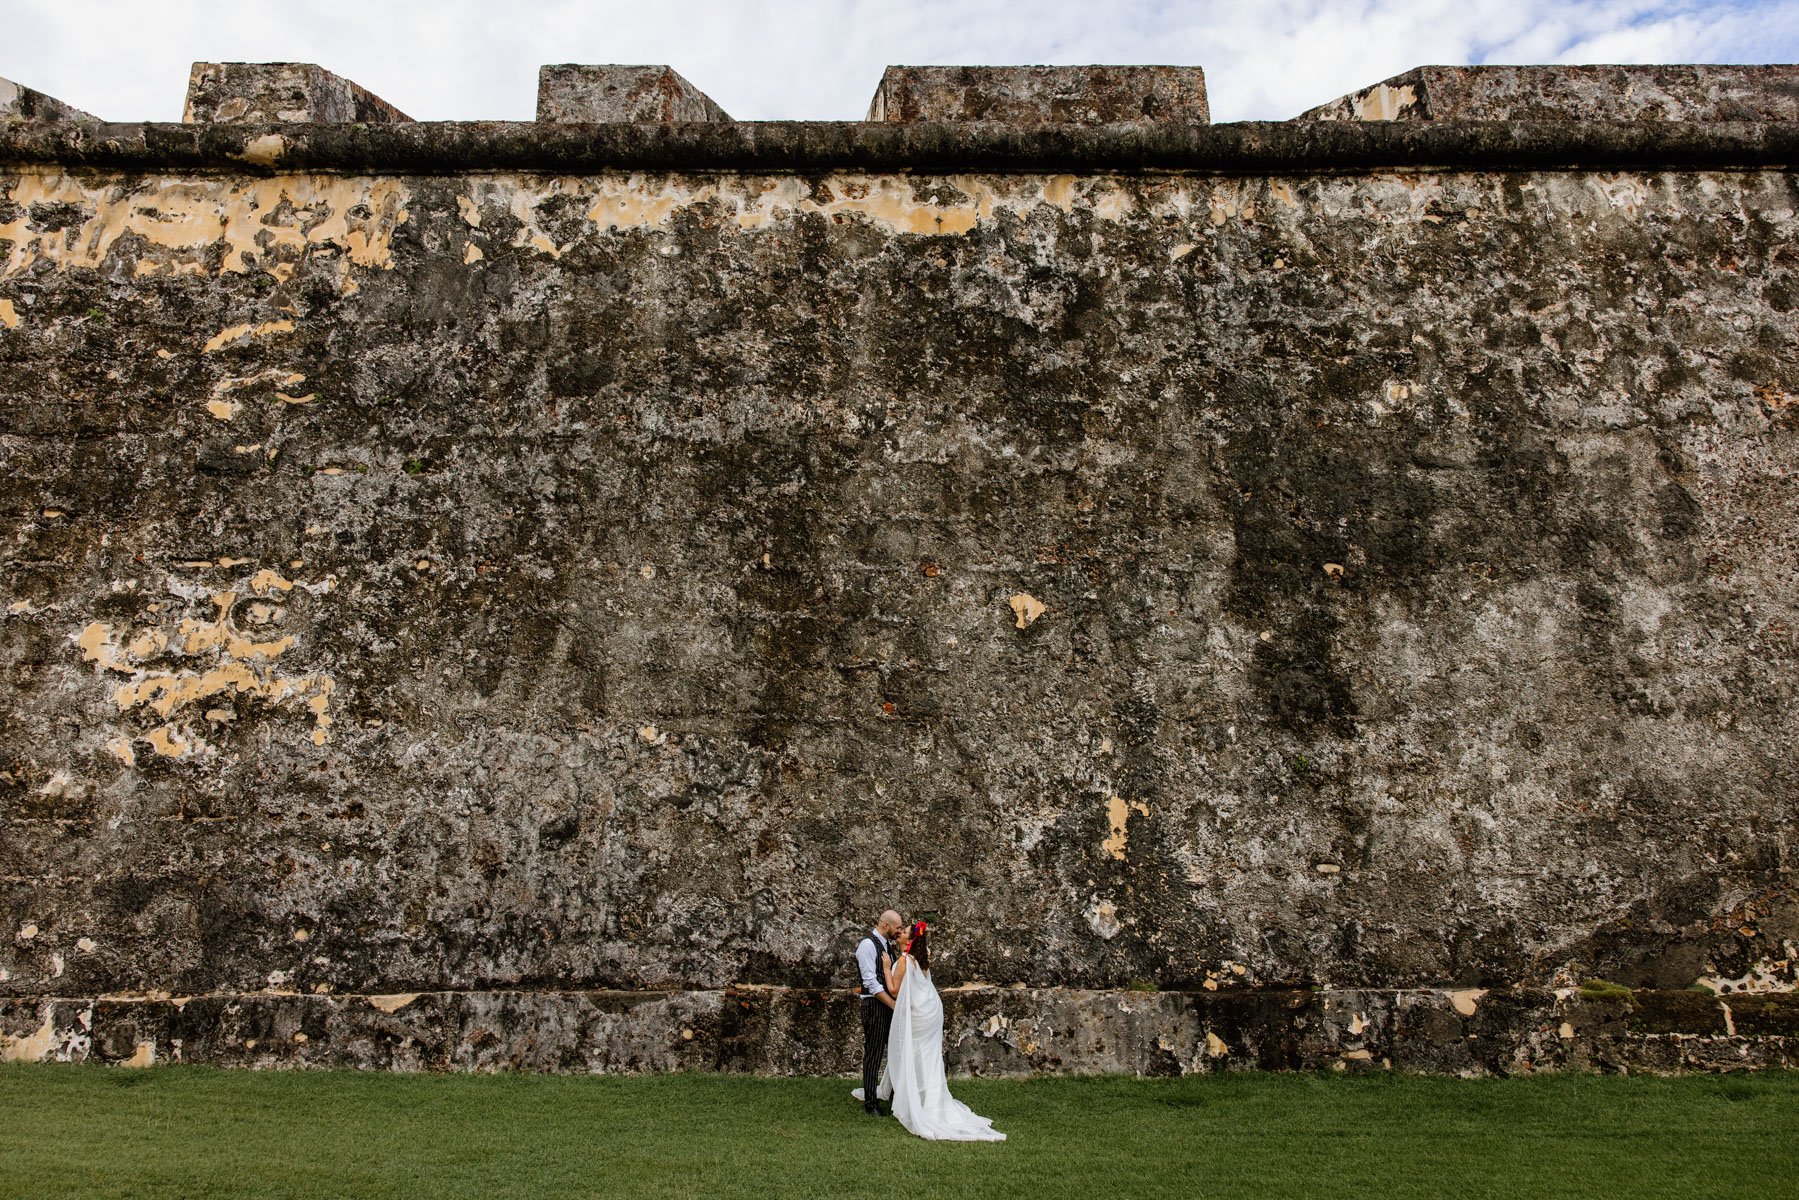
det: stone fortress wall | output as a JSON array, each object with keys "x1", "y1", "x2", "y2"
[{"x1": 2, "y1": 59, "x2": 1797, "y2": 1075}]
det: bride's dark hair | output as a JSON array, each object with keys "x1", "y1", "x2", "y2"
[{"x1": 909, "y1": 920, "x2": 930, "y2": 973}]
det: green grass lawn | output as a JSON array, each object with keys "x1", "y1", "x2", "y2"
[{"x1": 2, "y1": 1065, "x2": 1795, "y2": 1200}]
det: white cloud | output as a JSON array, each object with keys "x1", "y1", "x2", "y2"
[{"x1": 2, "y1": 0, "x2": 1795, "y2": 123}]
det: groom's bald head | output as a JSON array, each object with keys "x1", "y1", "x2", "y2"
[{"x1": 878, "y1": 910, "x2": 903, "y2": 936}]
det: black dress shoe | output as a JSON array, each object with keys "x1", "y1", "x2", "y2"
[
  {"x1": 876, "y1": 1101, "x2": 892, "y2": 1117},
  {"x1": 864, "y1": 1103, "x2": 881, "y2": 1115}
]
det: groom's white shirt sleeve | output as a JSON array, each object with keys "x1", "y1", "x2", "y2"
[{"x1": 857, "y1": 932, "x2": 885, "y2": 996}]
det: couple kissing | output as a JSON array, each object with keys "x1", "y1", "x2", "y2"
[{"x1": 849, "y1": 908, "x2": 1005, "y2": 1142}]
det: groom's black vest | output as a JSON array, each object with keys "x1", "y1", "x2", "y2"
[{"x1": 857, "y1": 932, "x2": 890, "y2": 999}]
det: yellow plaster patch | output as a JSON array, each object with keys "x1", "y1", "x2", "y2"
[
  {"x1": 121, "y1": 1040, "x2": 156, "y2": 1068},
  {"x1": 0, "y1": 298, "x2": 17, "y2": 328},
  {"x1": 0, "y1": 1013, "x2": 58, "y2": 1062},
  {"x1": 236, "y1": 134, "x2": 289, "y2": 168},
  {"x1": 143, "y1": 723, "x2": 201, "y2": 758},
  {"x1": 206, "y1": 398, "x2": 240, "y2": 421},
  {"x1": 1040, "y1": 175, "x2": 1077, "y2": 211},
  {"x1": 125, "y1": 628, "x2": 166, "y2": 659},
  {"x1": 456, "y1": 195, "x2": 482, "y2": 228},
  {"x1": 1100, "y1": 794, "x2": 1149, "y2": 860},
  {"x1": 1205, "y1": 1031, "x2": 1229, "y2": 1058},
  {"x1": 75, "y1": 584, "x2": 336, "y2": 756},
  {"x1": 77, "y1": 622, "x2": 128, "y2": 671},
  {"x1": 0, "y1": 174, "x2": 410, "y2": 290},
  {"x1": 478, "y1": 172, "x2": 1174, "y2": 248},
  {"x1": 1008, "y1": 593, "x2": 1046, "y2": 629},
  {"x1": 1090, "y1": 189, "x2": 1135, "y2": 222},
  {"x1": 1697, "y1": 958, "x2": 1797, "y2": 995},
  {"x1": 203, "y1": 319, "x2": 295, "y2": 354},
  {"x1": 1355, "y1": 83, "x2": 1419, "y2": 121},
  {"x1": 1102, "y1": 793, "x2": 1130, "y2": 860},
  {"x1": 276, "y1": 391, "x2": 315, "y2": 404},
  {"x1": 1449, "y1": 988, "x2": 1487, "y2": 1016},
  {"x1": 463, "y1": 242, "x2": 484, "y2": 264},
  {"x1": 211, "y1": 369, "x2": 307, "y2": 420},
  {"x1": 1207, "y1": 183, "x2": 1258, "y2": 228},
  {"x1": 368, "y1": 993, "x2": 420, "y2": 1013}
]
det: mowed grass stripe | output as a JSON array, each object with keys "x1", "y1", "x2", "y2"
[{"x1": 2, "y1": 1066, "x2": 1794, "y2": 1200}]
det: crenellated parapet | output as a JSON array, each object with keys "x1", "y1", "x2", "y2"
[
  {"x1": 0, "y1": 75, "x2": 96, "y2": 122},
  {"x1": 1298, "y1": 63, "x2": 1799, "y2": 123},
  {"x1": 182, "y1": 62, "x2": 413, "y2": 124},
  {"x1": 866, "y1": 65, "x2": 1209, "y2": 125},
  {"x1": 537, "y1": 64, "x2": 731, "y2": 123},
  {"x1": 6, "y1": 60, "x2": 1799, "y2": 129}
]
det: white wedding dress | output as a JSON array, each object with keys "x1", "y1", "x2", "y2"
[{"x1": 855, "y1": 953, "x2": 1006, "y2": 1141}]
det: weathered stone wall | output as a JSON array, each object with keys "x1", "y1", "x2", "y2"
[{"x1": 1, "y1": 70, "x2": 1797, "y2": 1074}]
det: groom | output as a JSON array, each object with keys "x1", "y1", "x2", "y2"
[{"x1": 855, "y1": 908, "x2": 904, "y2": 1116}]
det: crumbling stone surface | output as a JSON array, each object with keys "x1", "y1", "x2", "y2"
[
  {"x1": 868, "y1": 65, "x2": 1208, "y2": 125},
  {"x1": 537, "y1": 65, "x2": 731, "y2": 123},
  {"x1": 183, "y1": 62, "x2": 412, "y2": 124},
  {"x1": 4, "y1": 986, "x2": 1793, "y2": 1074},
  {"x1": 1300, "y1": 64, "x2": 1799, "y2": 122},
  {"x1": 0, "y1": 114, "x2": 1797, "y2": 1074},
  {"x1": 0, "y1": 76, "x2": 94, "y2": 122}
]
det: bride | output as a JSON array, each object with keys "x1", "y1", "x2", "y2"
[{"x1": 855, "y1": 920, "x2": 1006, "y2": 1141}]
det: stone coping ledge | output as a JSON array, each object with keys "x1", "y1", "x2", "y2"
[{"x1": 0, "y1": 118, "x2": 1794, "y2": 176}]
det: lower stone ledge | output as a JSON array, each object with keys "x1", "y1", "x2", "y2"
[{"x1": 2, "y1": 986, "x2": 1794, "y2": 1075}]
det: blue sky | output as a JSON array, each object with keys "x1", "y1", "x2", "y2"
[{"x1": 6, "y1": 0, "x2": 1798, "y2": 122}]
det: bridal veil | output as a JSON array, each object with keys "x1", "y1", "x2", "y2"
[{"x1": 877, "y1": 954, "x2": 1006, "y2": 1142}]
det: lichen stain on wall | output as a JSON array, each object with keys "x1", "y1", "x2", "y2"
[
  {"x1": 71, "y1": 570, "x2": 338, "y2": 760},
  {"x1": 0, "y1": 173, "x2": 410, "y2": 289}
]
